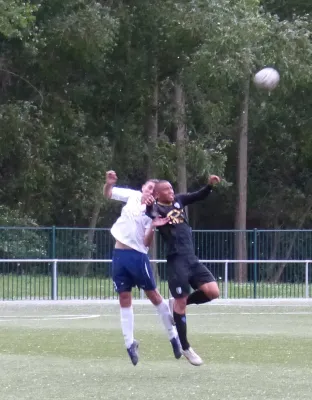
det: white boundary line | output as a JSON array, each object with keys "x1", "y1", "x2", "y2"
[
  {"x1": 0, "y1": 314, "x2": 100, "y2": 322},
  {"x1": 1, "y1": 312, "x2": 312, "y2": 322},
  {"x1": 1, "y1": 299, "x2": 312, "y2": 306},
  {"x1": 0, "y1": 314, "x2": 100, "y2": 318}
]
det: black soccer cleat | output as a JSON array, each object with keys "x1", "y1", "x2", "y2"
[{"x1": 127, "y1": 340, "x2": 139, "y2": 366}]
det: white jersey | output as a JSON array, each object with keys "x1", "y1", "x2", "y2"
[{"x1": 110, "y1": 187, "x2": 152, "y2": 254}]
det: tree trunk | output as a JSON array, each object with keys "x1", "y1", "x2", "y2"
[
  {"x1": 234, "y1": 78, "x2": 249, "y2": 283},
  {"x1": 79, "y1": 198, "x2": 102, "y2": 276},
  {"x1": 173, "y1": 81, "x2": 187, "y2": 194},
  {"x1": 146, "y1": 73, "x2": 158, "y2": 179},
  {"x1": 146, "y1": 70, "x2": 159, "y2": 280}
]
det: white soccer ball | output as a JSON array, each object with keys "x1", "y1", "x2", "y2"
[{"x1": 253, "y1": 67, "x2": 280, "y2": 91}]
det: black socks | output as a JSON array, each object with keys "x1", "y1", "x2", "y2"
[{"x1": 173, "y1": 311, "x2": 190, "y2": 350}]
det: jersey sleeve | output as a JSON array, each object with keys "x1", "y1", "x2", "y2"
[
  {"x1": 177, "y1": 185, "x2": 213, "y2": 207},
  {"x1": 111, "y1": 187, "x2": 138, "y2": 203}
]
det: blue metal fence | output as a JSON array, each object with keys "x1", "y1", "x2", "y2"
[{"x1": 0, "y1": 227, "x2": 312, "y2": 300}]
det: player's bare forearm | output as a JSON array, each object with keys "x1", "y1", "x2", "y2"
[
  {"x1": 103, "y1": 170, "x2": 118, "y2": 199},
  {"x1": 143, "y1": 216, "x2": 169, "y2": 247},
  {"x1": 103, "y1": 183, "x2": 113, "y2": 199},
  {"x1": 144, "y1": 226, "x2": 155, "y2": 248}
]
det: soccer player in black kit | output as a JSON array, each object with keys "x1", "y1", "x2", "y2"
[{"x1": 146, "y1": 175, "x2": 221, "y2": 366}]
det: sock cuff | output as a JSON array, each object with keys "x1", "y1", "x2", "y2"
[
  {"x1": 173, "y1": 311, "x2": 186, "y2": 319},
  {"x1": 155, "y1": 300, "x2": 167, "y2": 311},
  {"x1": 120, "y1": 306, "x2": 133, "y2": 317}
]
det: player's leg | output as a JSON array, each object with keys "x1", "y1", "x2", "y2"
[
  {"x1": 119, "y1": 291, "x2": 139, "y2": 365},
  {"x1": 188, "y1": 260, "x2": 219, "y2": 305},
  {"x1": 135, "y1": 253, "x2": 182, "y2": 359},
  {"x1": 145, "y1": 288, "x2": 182, "y2": 359},
  {"x1": 168, "y1": 256, "x2": 203, "y2": 366},
  {"x1": 112, "y1": 249, "x2": 138, "y2": 366}
]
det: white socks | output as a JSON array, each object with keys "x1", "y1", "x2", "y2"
[
  {"x1": 155, "y1": 300, "x2": 178, "y2": 340},
  {"x1": 120, "y1": 306, "x2": 134, "y2": 348},
  {"x1": 120, "y1": 301, "x2": 177, "y2": 348}
]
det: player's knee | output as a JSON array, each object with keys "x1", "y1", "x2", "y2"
[
  {"x1": 174, "y1": 297, "x2": 187, "y2": 314},
  {"x1": 119, "y1": 291, "x2": 132, "y2": 307},
  {"x1": 200, "y1": 282, "x2": 219, "y2": 300},
  {"x1": 145, "y1": 289, "x2": 162, "y2": 305},
  {"x1": 208, "y1": 283, "x2": 220, "y2": 300},
  {"x1": 210, "y1": 286, "x2": 219, "y2": 300}
]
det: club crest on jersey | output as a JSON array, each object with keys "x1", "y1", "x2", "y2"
[
  {"x1": 174, "y1": 202, "x2": 180, "y2": 209},
  {"x1": 176, "y1": 287, "x2": 182, "y2": 294},
  {"x1": 167, "y1": 209, "x2": 184, "y2": 224}
]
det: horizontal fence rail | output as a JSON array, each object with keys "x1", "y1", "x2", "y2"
[
  {"x1": 0, "y1": 259, "x2": 311, "y2": 301},
  {"x1": 3, "y1": 227, "x2": 312, "y2": 261}
]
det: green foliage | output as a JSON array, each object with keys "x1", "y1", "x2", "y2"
[
  {"x1": 1, "y1": 0, "x2": 312, "y2": 230},
  {"x1": 0, "y1": 206, "x2": 48, "y2": 258},
  {"x1": 0, "y1": 0, "x2": 37, "y2": 38}
]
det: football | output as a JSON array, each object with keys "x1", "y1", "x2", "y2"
[{"x1": 253, "y1": 67, "x2": 280, "y2": 91}]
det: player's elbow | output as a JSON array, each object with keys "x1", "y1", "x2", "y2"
[{"x1": 143, "y1": 237, "x2": 151, "y2": 248}]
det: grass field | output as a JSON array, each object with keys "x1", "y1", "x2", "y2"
[
  {"x1": 0, "y1": 300, "x2": 312, "y2": 400},
  {"x1": 0, "y1": 274, "x2": 311, "y2": 299}
]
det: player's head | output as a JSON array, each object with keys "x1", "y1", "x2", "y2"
[
  {"x1": 141, "y1": 179, "x2": 159, "y2": 197},
  {"x1": 155, "y1": 180, "x2": 174, "y2": 203}
]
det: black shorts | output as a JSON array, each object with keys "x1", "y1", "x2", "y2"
[{"x1": 167, "y1": 254, "x2": 216, "y2": 298}]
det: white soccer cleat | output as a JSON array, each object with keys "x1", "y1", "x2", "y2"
[{"x1": 182, "y1": 347, "x2": 203, "y2": 366}]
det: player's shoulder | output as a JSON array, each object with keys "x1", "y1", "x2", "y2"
[
  {"x1": 173, "y1": 195, "x2": 183, "y2": 209},
  {"x1": 129, "y1": 189, "x2": 142, "y2": 197},
  {"x1": 125, "y1": 189, "x2": 141, "y2": 201}
]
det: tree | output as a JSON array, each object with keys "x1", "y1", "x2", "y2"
[{"x1": 183, "y1": 0, "x2": 312, "y2": 280}]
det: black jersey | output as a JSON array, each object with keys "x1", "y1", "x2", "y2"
[{"x1": 146, "y1": 185, "x2": 213, "y2": 256}]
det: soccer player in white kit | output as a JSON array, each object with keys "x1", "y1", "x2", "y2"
[{"x1": 103, "y1": 170, "x2": 181, "y2": 365}]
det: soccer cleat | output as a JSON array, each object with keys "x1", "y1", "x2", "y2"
[
  {"x1": 168, "y1": 297, "x2": 175, "y2": 324},
  {"x1": 170, "y1": 336, "x2": 182, "y2": 359},
  {"x1": 182, "y1": 347, "x2": 203, "y2": 366},
  {"x1": 127, "y1": 340, "x2": 139, "y2": 366}
]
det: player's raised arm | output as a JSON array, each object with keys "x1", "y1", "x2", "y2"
[
  {"x1": 103, "y1": 170, "x2": 137, "y2": 202},
  {"x1": 103, "y1": 170, "x2": 118, "y2": 199},
  {"x1": 177, "y1": 175, "x2": 221, "y2": 206}
]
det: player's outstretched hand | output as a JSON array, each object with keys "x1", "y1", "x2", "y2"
[
  {"x1": 143, "y1": 194, "x2": 155, "y2": 206},
  {"x1": 152, "y1": 216, "x2": 170, "y2": 227},
  {"x1": 106, "y1": 170, "x2": 117, "y2": 185},
  {"x1": 208, "y1": 175, "x2": 221, "y2": 186}
]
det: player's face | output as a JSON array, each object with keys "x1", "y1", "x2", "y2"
[
  {"x1": 141, "y1": 181, "x2": 156, "y2": 197},
  {"x1": 156, "y1": 182, "x2": 175, "y2": 203}
]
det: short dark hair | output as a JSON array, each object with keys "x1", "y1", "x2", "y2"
[{"x1": 154, "y1": 180, "x2": 170, "y2": 190}]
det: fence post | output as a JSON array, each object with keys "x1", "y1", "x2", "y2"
[
  {"x1": 305, "y1": 261, "x2": 309, "y2": 299},
  {"x1": 51, "y1": 226, "x2": 56, "y2": 300},
  {"x1": 52, "y1": 260, "x2": 58, "y2": 300},
  {"x1": 52, "y1": 225, "x2": 56, "y2": 258},
  {"x1": 224, "y1": 261, "x2": 228, "y2": 299},
  {"x1": 253, "y1": 228, "x2": 258, "y2": 299}
]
